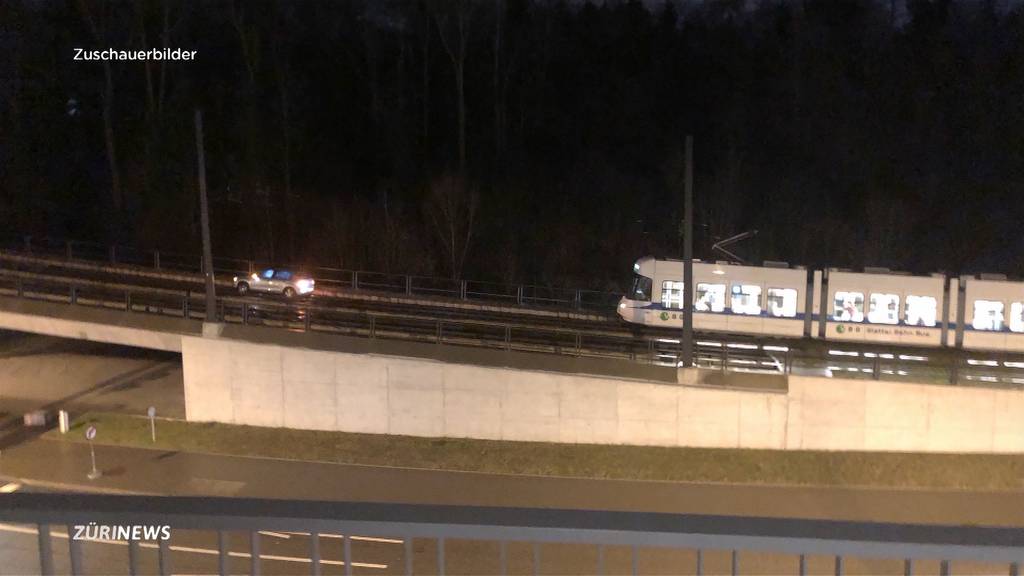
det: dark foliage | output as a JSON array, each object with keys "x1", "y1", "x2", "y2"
[{"x1": 2, "y1": 0, "x2": 1023, "y2": 290}]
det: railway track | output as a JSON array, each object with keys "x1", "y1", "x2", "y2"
[{"x1": 1, "y1": 251, "x2": 1023, "y2": 388}]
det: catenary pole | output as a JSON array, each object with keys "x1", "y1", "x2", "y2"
[
  {"x1": 681, "y1": 136, "x2": 694, "y2": 368},
  {"x1": 195, "y1": 110, "x2": 217, "y2": 320}
]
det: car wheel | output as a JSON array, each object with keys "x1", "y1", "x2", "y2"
[
  {"x1": 237, "y1": 282, "x2": 249, "y2": 295},
  {"x1": 283, "y1": 287, "x2": 296, "y2": 299}
]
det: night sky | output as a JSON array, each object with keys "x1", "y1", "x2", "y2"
[{"x1": 2, "y1": 0, "x2": 1024, "y2": 291}]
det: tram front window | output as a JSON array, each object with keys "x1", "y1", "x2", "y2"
[{"x1": 630, "y1": 275, "x2": 653, "y2": 301}]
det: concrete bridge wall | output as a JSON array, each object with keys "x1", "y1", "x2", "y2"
[{"x1": 183, "y1": 335, "x2": 1024, "y2": 453}]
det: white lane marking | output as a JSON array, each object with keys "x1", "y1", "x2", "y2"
[
  {"x1": 257, "y1": 530, "x2": 291, "y2": 539},
  {"x1": 0, "y1": 483, "x2": 22, "y2": 493},
  {"x1": 286, "y1": 531, "x2": 404, "y2": 544},
  {"x1": 0, "y1": 523, "x2": 386, "y2": 569}
]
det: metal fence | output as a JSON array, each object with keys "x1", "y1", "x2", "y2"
[
  {"x1": 0, "y1": 493, "x2": 1021, "y2": 576},
  {"x1": 6, "y1": 234, "x2": 621, "y2": 312},
  {"x1": 1, "y1": 269, "x2": 1024, "y2": 388}
]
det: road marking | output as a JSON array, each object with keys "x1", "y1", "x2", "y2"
[
  {"x1": 286, "y1": 531, "x2": 404, "y2": 544},
  {"x1": 0, "y1": 483, "x2": 21, "y2": 493},
  {"x1": 257, "y1": 530, "x2": 291, "y2": 539},
  {"x1": 0, "y1": 524, "x2": 387, "y2": 569}
]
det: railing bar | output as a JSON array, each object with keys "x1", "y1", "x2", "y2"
[
  {"x1": 37, "y1": 524, "x2": 54, "y2": 576},
  {"x1": 904, "y1": 558, "x2": 913, "y2": 576},
  {"x1": 731, "y1": 549, "x2": 739, "y2": 576},
  {"x1": 344, "y1": 534, "x2": 352, "y2": 576},
  {"x1": 437, "y1": 537, "x2": 446, "y2": 576},
  {"x1": 940, "y1": 560, "x2": 950, "y2": 576},
  {"x1": 1010, "y1": 562, "x2": 1019, "y2": 576},
  {"x1": 251, "y1": 530, "x2": 261, "y2": 576},
  {"x1": 405, "y1": 536, "x2": 414, "y2": 576},
  {"x1": 835, "y1": 555, "x2": 844, "y2": 576},
  {"x1": 217, "y1": 530, "x2": 228, "y2": 576},
  {"x1": 67, "y1": 524, "x2": 83, "y2": 576},
  {"x1": 310, "y1": 532, "x2": 321, "y2": 576},
  {"x1": 158, "y1": 535, "x2": 171, "y2": 576},
  {"x1": 631, "y1": 544, "x2": 638, "y2": 576},
  {"x1": 533, "y1": 542, "x2": 541, "y2": 576},
  {"x1": 499, "y1": 540, "x2": 508, "y2": 576},
  {"x1": 128, "y1": 537, "x2": 140, "y2": 575},
  {"x1": 596, "y1": 544, "x2": 605, "y2": 576},
  {"x1": 696, "y1": 548, "x2": 703, "y2": 576},
  {"x1": 798, "y1": 554, "x2": 806, "y2": 576}
]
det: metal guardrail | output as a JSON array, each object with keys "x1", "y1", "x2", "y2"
[
  {"x1": 0, "y1": 493, "x2": 1021, "y2": 576},
  {"x1": 2, "y1": 269, "x2": 1024, "y2": 388},
  {"x1": 8, "y1": 234, "x2": 621, "y2": 312}
]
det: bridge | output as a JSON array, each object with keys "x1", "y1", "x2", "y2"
[{"x1": 0, "y1": 250, "x2": 1020, "y2": 453}]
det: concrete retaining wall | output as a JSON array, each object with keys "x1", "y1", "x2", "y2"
[{"x1": 183, "y1": 335, "x2": 1024, "y2": 453}]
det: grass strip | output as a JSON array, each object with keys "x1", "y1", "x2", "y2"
[{"x1": 50, "y1": 412, "x2": 1024, "y2": 490}]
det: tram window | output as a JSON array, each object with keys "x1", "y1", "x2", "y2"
[
  {"x1": 868, "y1": 293, "x2": 900, "y2": 325},
  {"x1": 972, "y1": 300, "x2": 1004, "y2": 331},
  {"x1": 904, "y1": 295, "x2": 937, "y2": 327},
  {"x1": 695, "y1": 283, "x2": 725, "y2": 312},
  {"x1": 662, "y1": 281, "x2": 684, "y2": 309},
  {"x1": 832, "y1": 291, "x2": 864, "y2": 322},
  {"x1": 731, "y1": 284, "x2": 762, "y2": 315},
  {"x1": 1010, "y1": 302, "x2": 1024, "y2": 333},
  {"x1": 767, "y1": 288, "x2": 798, "y2": 318},
  {"x1": 630, "y1": 275, "x2": 653, "y2": 302}
]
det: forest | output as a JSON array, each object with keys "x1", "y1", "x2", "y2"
[{"x1": 2, "y1": 0, "x2": 1023, "y2": 292}]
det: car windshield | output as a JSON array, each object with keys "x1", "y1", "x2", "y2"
[
  {"x1": 274, "y1": 270, "x2": 293, "y2": 280},
  {"x1": 261, "y1": 269, "x2": 274, "y2": 279}
]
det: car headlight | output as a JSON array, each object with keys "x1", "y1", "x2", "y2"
[
  {"x1": 251, "y1": 273, "x2": 259, "y2": 281},
  {"x1": 296, "y1": 279, "x2": 314, "y2": 292},
  {"x1": 233, "y1": 276, "x2": 238, "y2": 283}
]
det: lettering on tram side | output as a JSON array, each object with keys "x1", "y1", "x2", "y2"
[{"x1": 835, "y1": 324, "x2": 931, "y2": 338}]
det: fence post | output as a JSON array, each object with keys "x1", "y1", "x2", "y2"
[
  {"x1": 125, "y1": 291, "x2": 131, "y2": 311},
  {"x1": 353, "y1": 271, "x2": 359, "y2": 290},
  {"x1": 575, "y1": 333, "x2": 581, "y2": 356},
  {"x1": 505, "y1": 326, "x2": 511, "y2": 351},
  {"x1": 370, "y1": 315, "x2": 376, "y2": 338},
  {"x1": 154, "y1": 250, "x2": 161, "y2": 269},
  {"x1": 304, "y1": 308, "x2": 312, "y2": 331},
  {"x1": 183, "y1": 290, "x2": 191, "y2": 318},
  {"x1": 949, "y1": 357, "x2": 959, "y2": 385},
  {"x1": 70, "y1": 285, "x2": 77, "y2": 304},
  {"x1": 517, "y1": 285, "x2": 523, "y2": 305},
  {"x1": 785, "y1": 348, "x2": 793, "y2": 374},
  {"x1": 66, "y1": 241, "x2": 73, "y2": 260},
  {"x1": 460, "y1": 280, "x2": 467, "y2": 300},
  {"x1": 872, "y1": 355, "x2": 881, "y2": 380},
  {"x1": 437, "y1": 321, "x2": 443, "y2": 343},
  {"x1": 405, "y1": 275, "x2": 412, "y2": 296},
  {"x1": 575, "y1": 290, "x2": 582, "y2": 310},
  {"x1": 722, "y1": 347, "x2": 729, "y2": 373},
  {"x1": 16, "y1": 277, "x2": 23, "y2": 297},
  {"x1": 110, "y1": 245, "x2": 117, "y2": 264}
]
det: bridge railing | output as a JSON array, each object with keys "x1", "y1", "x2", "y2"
[
  {"x1": 6, "y1": 234, "x2": 620, "y2": 313},
  {"x1": 1, "y1": 493, "x2": 1021, "y2": 576},
  {"x1": 2, "y1": 268, "x2": 1024, "y2": 388}
]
